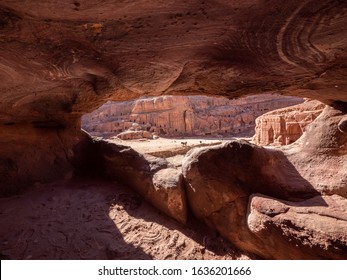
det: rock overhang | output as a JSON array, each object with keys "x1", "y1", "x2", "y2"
[{"x1": 0, "y1": 0, "x2": 347, "y2": 127}]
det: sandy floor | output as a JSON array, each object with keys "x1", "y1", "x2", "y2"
[
  {"x1": 0, "y1": 136, "x2": 257, "y2": 260},
  {"x1": 109, "y1": 136, "x2": 249, "y2": 158},
  {"x1": 0, "y1": 178, "x2": 254, "y2": 260}
]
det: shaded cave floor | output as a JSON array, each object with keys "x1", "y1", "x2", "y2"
[{"x1": 0, "y1": 178, "x2": 255, "y2": 260}]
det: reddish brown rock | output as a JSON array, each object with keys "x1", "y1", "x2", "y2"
[
  {"x1": 0, "y1": 0, "x2": 347, "y2": 260},
  {"x1": 150, "y1": 168, "x2": 187, "y2": 224},
  {"x1": 284, "y1": 107, "x2": 347, "y2": 198},
  {"x1": 338, "y1": 115, "x2": 347, "y2": 133},
  {"x1": 182, "y1": 139, "x2": 320, "y2": 258},
  {"x1": 253, "y1": 100, "x2": 325, "y2": 146},
  {"x1": 182, "y1": 107, "x2": 346, "y2": 258},
  {"x1": 116, "y1": 130, "x2": 153, "y2": 140},
  {"x1": 93, "y1": 139, "x2": 187, "y2": 224},
  {"x1": 1, "y1": 0, "x2": 347, "y2": 192},
  {"x1": 0, "y1": 119, "x2": 93, "y2": 195},
  {"x1": 248, "y1": 194, "x2": 347, "y2": 259},
  {"x1": 82, "y1": 94, "x2": 303, "y2": 138}
]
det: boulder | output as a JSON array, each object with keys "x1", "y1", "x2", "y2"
[
  {"x1": 149, "y1": 168, "x2": 187, "y2": 224},
  {"x1": 338, "y1": 116, "x2": 347, "y2": 133},
  {"x1": 93, "y1": 139, "x2": 187, "y2": 223},
  {"x1": 253, "y1": 100, "x2": 325, "y2": 146},
  {"x1": 182, "y1": 139, "x2": 319, "y2": 257},
  {"x1": 283, "y1": 107, "x2": 347, "y2": 198},
  {"x1": 116, "y1": 130, "x2": 153, "y2": 140},
  {"x1": 248, "y1": 194, "x2": 347, "y2": 259}
]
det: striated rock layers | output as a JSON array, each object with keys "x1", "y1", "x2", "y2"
[
  {"x1": 0, "y1": 0, "x2": 347, "y2": 260},
  {"x1": 1, "y1": 0, "x2": 347, "y2": 190},
  {"x1": 182, "y1": 107, "x2": 347, "y2": 259},
  {"x1": 253, "y1": 100, "x2": 325, "y2": 146},
  {"x1": 82, "y1": 94, "x2": 303, "y2": 138}
]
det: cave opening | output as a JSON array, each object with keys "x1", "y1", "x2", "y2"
[{"x1": 81, "y1": 93, "x2": 308, "y2": 148}]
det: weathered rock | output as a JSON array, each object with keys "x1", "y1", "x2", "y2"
[
  {"x1": 253, "y1": 100, "x2": 325, "y2": 146},
  {"x1": 1, "y1": 0, "x2": 347, "y2": 192},
  {"x1": 338, "y1": 116, "x2": 347, "y2": 133},
  {"x1": 116, "y1": 130, "x2": 153, "y2": 140},
  {"x1": 283, "y1": 107, "x2": 347, "y2": 198},
  {"x1": 182, "y1": 139, "x2": 320, "y2": 257},
  {"x1": 182, "y1": 108, "x2": 347, "y2": 259},
  {"x1": 82, "y1": 94, "x2": 303, "y2": 138},
  {"x1": 0, "y1": 120, "x2": 93, "y2": 196},
  {"x1": 182, "y1": 140, "x2": 318, "y2": 208},
  {"x1": 93, "y1": 139, "x2": 187, "y2": 223},
  {"x1": 0, "y1": 0, "x2": 347, "y2": 260},
  {"x1": 150, "y1": 168, "x2": 187, "y2": 224},
  {"x1": 248, "y1": 194, "x2": 347, "y2": 259}
]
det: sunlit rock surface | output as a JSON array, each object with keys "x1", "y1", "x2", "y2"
[
  {"x1": 0, "y1": 0, "x2": 346, "y2": 259},
  {"x1": 82, "y1": 94, "x2": 303, "y2": 138}
]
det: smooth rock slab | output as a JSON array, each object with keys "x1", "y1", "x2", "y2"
[
  {"x1": 248, "y1": 194, "x2": 347, "y2": 259},
  {"x1": 94, "y1": 139, "x2": 187, "y2": 224},
  {"x1": 182, "y1": 139, "x2": 320, "y2": 258}
]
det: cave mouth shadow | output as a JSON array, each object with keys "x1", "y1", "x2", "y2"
[
  {"x1": 108, "y1": 184, "x2": 255, "y2": 260},
  {"x1": 0, "y1": 177, "x2": 151, "y2": 260},
  {"x1": 0, "y1": 175, "x2": 252, "y2": 260}
]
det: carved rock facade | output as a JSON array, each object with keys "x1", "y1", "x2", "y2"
[
  {"x1": 253, "y1": 100, "x2": 325, "y2": 146},
  {"x1": 82, "y1": 94, "x2": 303, "y2": 138}
]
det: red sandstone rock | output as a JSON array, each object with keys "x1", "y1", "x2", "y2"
[
  {"x1": 82, "y1": 94, "x2": 303, "y2": 138},
  {"x1": 1, "y1": 0, "x2": 347, "y2": 191},
  {"x1": 283, "y1": 107, "x2": 347, "y2": 198},
  {"x1": 116, "y1": 130, "x2": 153, "y2": 140},
  {"x1": 1, "y1": 0, "x2": 347, "y2": 260},
  {"x1": 253, "y1": 100, "x2": 325, "y2": 146},
  {"x1": 248, "y1": 194, "x2": 347, "y2": 259},
  {"x1": 182, "y1": 107, "x2": 347, "y2": 259},
  {"x1": 93, "y1": 139, "x2": 187, "y2": 224},
  {"x1": 182, "y1": 140, "x2": 320, "y2": 258}
]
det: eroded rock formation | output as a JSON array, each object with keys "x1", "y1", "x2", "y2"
[
  {"x1": 92, "y1": 139, "x2": 187, "y2": 224},
  {"x1": 248, "y1": 194, "x2": 347, "y2": 259},
  {"x1": 82, "y1": 94, "x2": 303, "y2": 138},
  {"x1": 1, "y1": 0, "x2": 347, "y2": 189},
  {"x1": 253, "y1": 100, "x2": 325, "y2": 146},
  {"x1": 0, "y1": 0, "x2": 347, "y2": 260},
  {"x1": 182, "y1": 107, "x2": 347, "y2": 259}
]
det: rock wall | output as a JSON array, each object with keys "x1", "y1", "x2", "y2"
[
  {"x1": 1, "y1": 0, "x2": 347, "y2": 260},
  {"x1": 182, "y1": 106, "x2": 347, "y2": 259},
  {"x1": 82, "y1": 94, "x2": 304, "y2": 138},
  {"x1": 253, "y1": 100, "x2": 325, "y2": 146},
  {"x1": 1, "y1": 0, "x2": 347, "y2": 191}
]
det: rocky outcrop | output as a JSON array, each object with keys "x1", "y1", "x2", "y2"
[
  {"x1": 1, "y1": 0, "x2": 347, "y2": 260},
  {"x1": 253, "y1": 100, "x2": 325, "y2": 146},
  {"x1": 182, "y1": 140, "x2": 319, "y2": 258},
  {"x1": 182, "y1": 106, "x2": 347, "y2": 259},
  {"x1": 248, "y1": 194, "x2": 347, "y2": 259},
  {"x1": 93, "y1": 139, "x2": 187, "y2": 224},
  {"x1": 82, "y1": 94, "x2": 303, "y2": 138},
  {"x1": 116, "y1": 130, "x2": 153, "y2": 140},
  {"x1": 284, "y1": 107, "x2": 347, "y2": 198},
  {"x1": 0, "y1": 119, "x2": 94, "y2": 196},
  {"x1": 1, "y1": 0, "x2": 347, "y2": 190}
]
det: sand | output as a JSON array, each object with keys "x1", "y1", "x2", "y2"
[
  {"x1": 0, "y1": 136, "x2": 256, "y2": 260},
  {"x1": 109, "y1": 136, "x2": 249, "y2": 157},
  {"x1": 0, "y1": 178, "x2": 254, "y2": 260}
]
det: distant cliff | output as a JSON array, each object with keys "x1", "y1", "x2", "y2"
[
  {"x1": 82, "y1": 94, "x2": 304, "y2": 138},
  {"x1": 253, "y1": 100, "x2": 325, "y2": 146}
]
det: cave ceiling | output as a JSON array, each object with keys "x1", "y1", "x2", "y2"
[{"x1": 0, "y1": 0, "x2": 347, "y2": 125}]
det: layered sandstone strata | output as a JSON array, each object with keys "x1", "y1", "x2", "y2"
[
  {"x1": 253, "y1": 100, "x2": 325, "y2": 146},
  {"x1": 1, "y1": 0, "x2": 347, "y2": 260},
  {"x1": 82, "y1": 94, "x2": 303, "y2": 138}
]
